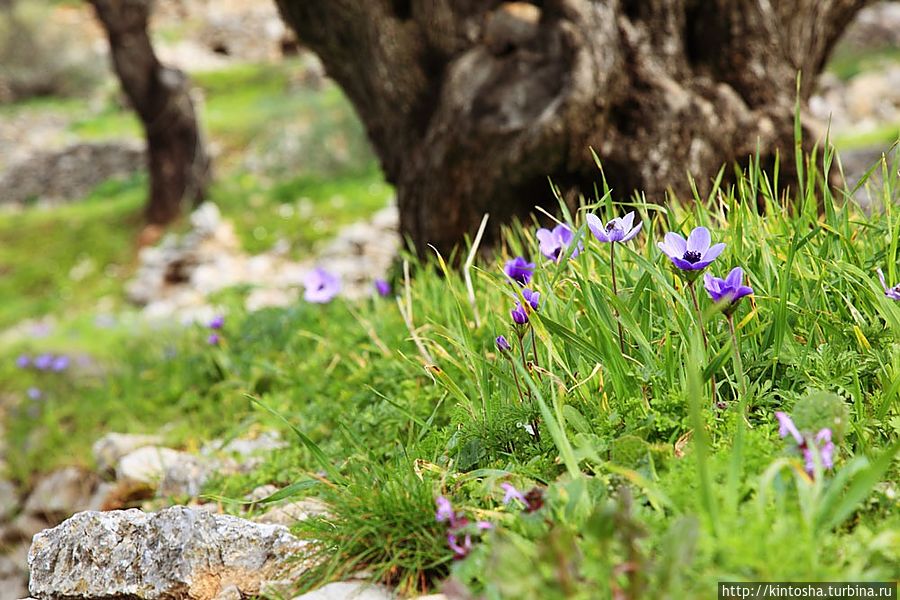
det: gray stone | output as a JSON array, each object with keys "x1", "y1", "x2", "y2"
[
  {"x1": 23, "y1": 467, "x2": 98, "y2": 518},
  {"x1": 0, "y1": 479, "x2": 18, "y2": 521},
  {"x1": 28, "y1": 506, "x2": 308, "y2": 600},
  {"x1": 254, "y1": 498, "x2": 330, "y2": 527},
  {"x1": 4, "y1": 513, "x2": 48, "y2": 543},
  {"x1": 92, "y1": 432, "x2": 163, "y2": 473},
  {"x1": 116, "y1": 447, "x2": 211, "y2": 497},
  {"x1": 291, "y1": 582, "x2": 395, "y2": 600}
]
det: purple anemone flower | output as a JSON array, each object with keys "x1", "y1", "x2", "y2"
[
  {"x1": 303, "y1": 268, "x2": 342, "y2": 303},
  {"x1": 374, "y1": 278, "x2": 391, "y2": 297},
  {"x1": 436, "y1": 496, "x2": 455, "y2": 524},
  {"x1": 775, "y1": 411, "x2": 835, "y2": 475},
  {"x1": 27, "y1": 387, "x2": 42, "y2": 400},
  {"x1": 511, "y1": 302, "x2": 529, "y2": 325},
  {"x1": 704, "y1": 267, "x2": 754, "y2": 308},
  {"x1": 586, "y1": 211, "x2": 643, "y2": 244},
  {"x1": 658, "y1": 226, "x2": 725, "y2": 271},
  {"x1": 15, "y1": 355, "x2": 29, "y2": 369},
  {"x1": 877, "y1": 269, "x2": 900, "y2": 301},
  {"x1": 504, "y1": 257, "x2": 535, "y2": 286},
  {"x1": 536, "y1": 224, "x2": 582, "y2": 261},
  {"x1": 33, "y1": 354, "x2": 53, "y2": 370},
  {"x1": 495, "y1": 335, "x2": 511, "y2": 352},
  {"x1": 50, "y1": 355, "x2": 70, "y2": 372},
  {"x1": 501, "y1": 482, "x2": 527, "y2": 506},
  {"x1": 208, "y1": 315, "x2": 225, "y2": 330},
  {"x1": 522, "y1": 288, "x2": 540, "y2": 310},
  {"x1": 207, "y1": 333, "x2": 220, "y2": 346}
]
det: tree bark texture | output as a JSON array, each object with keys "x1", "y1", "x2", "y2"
[
  {"x1": 90, "y1": 0, "x2": 209, "y2": 226},
  {"x1": 276, "y1": 0, "x2": 871, "y2": 256}
]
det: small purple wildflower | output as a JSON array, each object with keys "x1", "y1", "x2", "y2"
[
  {"x1": 33, "y1": 354, "x2": 53, "y2": 370},
  {"x1": 511, "y1": 302, "x2": 529, "y2": 325},
  {"x1": 303, "y1": 268, "x2": 342, "y2": 303},
  {"x1": 208, "y1": 315, "x2": 225, "y2": 330},
  {"x1": 536, "y1": 224, "x2": 582, "y2": 261},
  {"x1": 658, "y1": 226, "x2": 726, "y2": 271},
  {"x1": 522, "y1": 288, "x2": 540, "y2": 311},
  {"x1": 877, "y1": 269, "x2": 900, "y2": 301},
  {"x1": 435, "y1": 496, "x2": 455, "y2": 524},
  {"x1": 775, "y1": 411, "x2": 835, "y2": 476},
  {"x1": 15, "y1": 355, "x2": 29, "y2": 369},
  {"x1": 703, "y1": 267, "x2": 754, "y2": 310},
  {"x1": 50, "y1": 355, "x2": 70, "y2": 372},
  {"x1": 504, "y1": 257, "x2": 535, "y2": 286},
  {"x1": 207, "y1": 333, "x2": 220, "y2": 346},
  {"x1": 447, "y1": 532, "x2": 472, "y2": 558},
  {"x1": 27, "y1": 387, "x2": 42, "y2": 400},
  {"x1": 374, "y1": 278, "x2": 391, "y2": 297},
  {"x1": 586, "y1": 211, "x2": 643, "y2": 244},
  {"x1": 495, "y1": 335, "x2": 512, "y2": 352},
  {"x1": 501, "y1": 482, "x2": 527, "y2": 506}
]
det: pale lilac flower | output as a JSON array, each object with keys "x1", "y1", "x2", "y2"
[
  {"x1": 776, "y1": 411, "x2": 835, "y2": 475},
  {"x1": 50, "y1": 355, "x2": 69, "y2": 372},
  {"x1": 501, "y1": 482, "x2": 527, "y2": 506},
  {"x1": 447, "y1": 532, "x2": 472, "y2": 558},
  {"x1": 207, "y1": 333, "x2": 220, "y2": 346},
  {"x1": 877, "y1": 269, "x2": 900, "y2": 301},
  {"x1": 704, "y1": 267, "x2": 754, "y2": 308},
  {"x1": 495, "y1": 335, "x2": 511, "y2": 352},
  {"x1": 536, "y1": 224, "x2": 582, "y2": 261},
  {"x1": 15, "y1": 355, "x2": 29, "y2": 369},
  {"x1": 658, "y1": 226, "x2": 725, "y2": 271},
  {"x1": 374, "y1": 279, "x2": 391, "y2": 297},
  {"x1": 435, "y1": 496, "x2": 455, "y2": 524},
  {"x1": 476, "y1": 521, "x2": 493, "y2": 530},
  {"x1": 208, "y1": 315, "x2": 225, "y2": 330},
  {"x1": 303, "y1": 268, "x2": 341, "y2": 303},
  {"x1": 27, "y1": 387, "x2": 42, "y2": 400},
  {"x1": 522, "y1": 288, "x2": 540, "y2": 310},
  {"x1": 504, "y1": 257, "x2": 535, "y2": 286},
  {"x1": 33, "y1": 354, "x2": 53, "y2": 370},
  {"x1": 775, "y1": 411, "x2": 803, "y2": 445},
  {"x1": 586, "y1": 211, "x2": 643, "y2": 244}
]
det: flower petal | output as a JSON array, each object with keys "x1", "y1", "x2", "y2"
[
  {"x1": 687, "y1": 227, "x2": 711, "y2": 253},
  {"x1": 878, "y1": 268, "x2": 889, "y2": 293},
  {"x1": 702, "y1": 242, "x2": 726, "y2": 263},
  {"x1": 775, "y1": 411, "x2": 804, "y2": 445},
  {"x1": 660, "y1": 232, "x2": 687, "y2": 258},
  {"x1": 586, "y1": 213, "x2": 609, "y2": 243},
  {"x1": 725, "y1": 267, "x2": 744, "y2": 288},
  {"x1": 621, "y1": 212, "x2": 635, "y2": 231},
  {"x1": 621, "y1": 220, "x2": 643, "y2": 242}
]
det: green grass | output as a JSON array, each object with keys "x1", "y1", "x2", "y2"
[{"x1": 3, "y1": 138, "x2": 898, "y2": 597}]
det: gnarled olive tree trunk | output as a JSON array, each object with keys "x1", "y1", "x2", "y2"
[
  {"x1": 90, "y1": 0, "x2": 209, "y2": 226},
  {"x1": 276, "y1": 0, "x2": 870, "y2": 256}
]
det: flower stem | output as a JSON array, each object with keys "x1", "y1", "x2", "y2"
[
  {"x1": 507, "y1": 356, "x2": 527, "y2": 405},
  {"x1": 611, "y1": 242, "x2": 626, "y2": 354},
  {"x1": 687, "y1": 281, "x2": 717, "y2": 403},
  {"x1": 530, "y1": 326, "x2": 539, "y2": 372}
]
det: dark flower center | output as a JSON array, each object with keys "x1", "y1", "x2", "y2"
[
  {"x1": 682, "y1": 250, "x2": 702, "y2": 263},
  {"x1": 605, "y1": 222, "x2": 618, "y2": 232}
]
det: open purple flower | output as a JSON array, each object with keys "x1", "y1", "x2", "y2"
[
  {"x1": 374, "y1": 278, "x2": 391, "y2": 297},
  {"x1": 775, "y1": 411, "x2": 835, "y2": 475},
  {"x1": 495, "y1": 335, "x2": 511, "y2": 352},
  {"x1": 208, "y1": 315, "x2": 225, "y2": 330},
  {"x1": 511, "y1": 302, "x2": 529, "y2": 325},
  {"x1": 877, "y1": 269, "x2": 900, "y2": 300},
  {"x1": 303, "y1": 268, "x2": 341, "y2": 303},
  {"x1": 536, "y1": 224, "x2": 582, "y2": 261},
  {"x1": 501, "y1": 482, "x2": 527, "y2": 506},
  {"x1": 436, "y1": 496, "x2": 455, "y2": 524},
  {"x1": 658, "y1": 226, "x2": 725, "y2": 271},
  {"x1": 504, "y1": 257, "x2": 535, "y2": 286},
  {"x1": 704, "y1": 267, "x2": 753, "y2": 309},
  {"x1": 15, "y1": 355, "x2": 29, "y2": 369},
  {"x1": 586, "y1": 211, "x2": 643, "y2": 244},
  {"x1": 33, "y1": 354, "x2": 53, "y2": 370},
  {"x1": 522, "y1": 288, "x2": 540, "y2": 310},
  {"x1": 50, "y1": 355, "x2": 70, "y2": 372}
]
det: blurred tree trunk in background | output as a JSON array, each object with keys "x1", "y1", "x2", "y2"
[
  {"x1": 276, "y1": 0, "x2": 871, "y2": 256},
  {"x1": 90, "y1": 0, "x2": 209, "y2": 227}
]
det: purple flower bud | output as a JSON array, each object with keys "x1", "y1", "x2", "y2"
[
  {"x1": 501, "y1": 482, "x2": 527, "y2": 506},
  {"x1": 536, "y1": 224, "x2": 582, "y2": 261},
  {"x1": 522, "y1": 288, "x2": 540, "y2": 310},
  {"x1": 435, "y1": 496, "x2": 454, "y2": 523},
  {"x1": 495, "y1": 335, "x2": 511, "y2": 352},
  {"x1": 511, "y1": 302, "x2": 529, "y2": 325},
  {"x1": 703, "y1": 267, "x2": 753, "y2": 310},
  {"x1": 15, "y1": 355, "x2": 29, "y2": 369},
  {"x1": 503, "y1": 257, "x2": 535, "y2": 286},
  {"x1": 207, "y1": 333, "x2": 220, "y2": 346},
  {"x1": 208, "y1": 315, "x2": 225, "y2": 330},
  {"x1": 50, "y1": 356, "x2": 69, "y2": 372},
  {"x1": 27, "y1": 387, "x2": 42, "y2": 400},
  {"x1": 374, "y1": 278, "x2": 391, "y2": 297}
]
